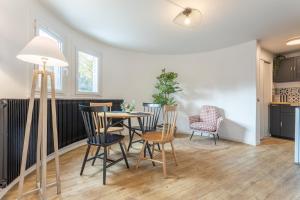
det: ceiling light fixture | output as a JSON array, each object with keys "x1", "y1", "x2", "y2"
[
  {"x1": 167, "y1": 0, "x2": 202, "y2": 27},
  {"x1": 286, "y1": 37, "x2": 300, "y2": 46}
]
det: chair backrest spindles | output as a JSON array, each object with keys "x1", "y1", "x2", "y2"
[
  {"x1": 142, "y1": 103, "x2": 161, "y2": 132},
  {"x1": 161, "y1": 105, "x2": 177, "y2": 141},
  {"x1": 90, "y1": 102, "x2": 113, "y2": 111},
  {"x1": 90, "y1": 102, "x2": 112, "y2": 131},
  {"x1": 79, "y1": 105, "x2": 109, "y2": 144}
]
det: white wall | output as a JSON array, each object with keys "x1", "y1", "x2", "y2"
[
  {"x1": 107, "y1": 41, "x2": 259, "y2": 145},
  {"x1": 168, "y1": 41, "x2": 258, "y2": 145},
  {"x1": 0, "y1": 0, "x2": 259, "y2": 145},
  {"x1": 0, "y1": 0, "x2": 31, "y2": 98}
]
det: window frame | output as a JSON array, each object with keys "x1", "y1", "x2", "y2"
[
  {"x1": 75, "y1": 48, "x2": 102, "y2": 96},
  {"x1": 34, "y1": 20, "x2": 67, "y2": 94}
]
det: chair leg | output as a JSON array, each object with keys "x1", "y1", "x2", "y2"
[
  {"x1": 190, "y1": 130, "x2": 195, "y2": 140},
  {"x1": 80, "y1": 145, "x2": 91, "y2": 175},
  {"x1": 119, "y1": 142, "x2": 129, "y2": 168},
  {"x1": 146, "y1": 141, "x2": 155, "y2": 166},
  {"x1": 136, "y1": 141, "x2": 147, "y2": 169},
  {"x1": 103, "y1": 146, "x2": 107, "y2": 185},
  {"x1": 213, "y1": 134, "x2": 217, "y2": 145},
  {"x1": 122, "y1": 140, "x2": 127, "y2": 155},
  {"x1": 157, "y1": 143, "x2": 161, "y2": 151},
  {"x1": 107, "y1": 146, "x2": 111, "y2": 156},
  {"x1": 161, "y1": 144, "x2": 167, "y2": 177},
  {"x1": 127, "y1": 118, "x2": 133, "y2": 152},
  {"x1": 92, "y1": 146, "x2": 101, "y2": 166},
  {"x1": 119, "y1": 131, "x2": 127, "y2": 152},
  {"x1": 170, "y1": 142, "x2": 178, "y2": 166},
  {"x1": 217, "y1": 134, "x2": 220, "y2": 140},
  {"x1": 152, "y1": 142, "x2": 155, "y2": 157}
]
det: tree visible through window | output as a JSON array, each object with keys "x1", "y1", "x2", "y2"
[{"x1": 77, "y1": 51, "x2": 99, "y2": 93}]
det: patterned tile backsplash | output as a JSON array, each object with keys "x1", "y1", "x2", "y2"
[{"x1": 274, "y1": 87, "x2": 300, "y2": 102}]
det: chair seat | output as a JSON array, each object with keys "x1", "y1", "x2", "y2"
[
  {"x1": 88, "y1": 134, "x2": 124, "y2": 146},
  {"x1": 190, "y1": 122, "x2": 216, "y2": 132},
  {"x1": 98, "y1": 126, "x2": 124, "y2": 133},
  {"x1": 141, "y1": 131, "x2": 172, "y2": 142},
  {"x1": 131, "y1": 126, "x2": 156, "y2": 132}
]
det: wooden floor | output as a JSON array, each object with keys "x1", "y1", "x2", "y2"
[{"x1": 4, "y1": 135, "x2": 300, "y2": 200}]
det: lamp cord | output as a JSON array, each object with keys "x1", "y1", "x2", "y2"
[{"x1": 166, "y1": 0, "x2": 185, "y2": 9}]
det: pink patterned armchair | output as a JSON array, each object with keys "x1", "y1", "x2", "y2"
[{"x1": 189, "y1": 105, "x2": 224, "y2": 144}]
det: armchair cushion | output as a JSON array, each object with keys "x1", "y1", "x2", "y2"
[{"x1": 190, "y1": 122, "x2": 216, "y2": 132}]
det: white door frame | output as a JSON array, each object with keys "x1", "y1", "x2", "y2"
[{"x1": 257, "y1": 59, "x2": 272, "y2": 140}]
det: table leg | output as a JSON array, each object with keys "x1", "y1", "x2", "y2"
[{"x1": 127, "y1": 118, "x2": 133, "y2": 152}]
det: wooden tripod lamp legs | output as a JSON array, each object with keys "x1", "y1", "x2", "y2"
[
  {"x1": 17, "y1": 70, "x2": 61, "y2": 199},
  {"x1": 17, "y1": 71, "x2": 38, "y2": 198},
  {"x1": 50, "y1": 72, "x2": 61, "y2": 194}
]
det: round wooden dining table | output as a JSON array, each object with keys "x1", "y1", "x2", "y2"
[{"x1": 99, "y1": 111, "x2": 155, "y2": 162}]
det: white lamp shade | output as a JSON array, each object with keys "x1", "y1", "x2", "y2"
[
  {"x1": 173, "y1": 8, "x2": 202, "y2": 27},
  {"x1": 17, "y1": 36, "x2": 68, "y2": 67}
]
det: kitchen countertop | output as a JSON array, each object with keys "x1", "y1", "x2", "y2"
[
  {"x1": 270, "y1": 102, "x2": 300, "y2": 106},
  {"x1": 270, "y1": 102, "x2": 292, "y2": 105}
]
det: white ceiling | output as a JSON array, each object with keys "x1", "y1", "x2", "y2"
[{"x1": 40, "y1": 0, "x2": 300, "y2": 54}]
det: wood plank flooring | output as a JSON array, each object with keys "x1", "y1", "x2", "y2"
[{"x1": 4, "y1": 135, "x2": 300, "y2": 200}]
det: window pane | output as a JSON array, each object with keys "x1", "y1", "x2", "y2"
[
  {"x1": 38, "y1": 28, "x2": 63, "y2": 91},
  {"x1": 77, "y1": 51, "x2": 98, "y2": 93}
]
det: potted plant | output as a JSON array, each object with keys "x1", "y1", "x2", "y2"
[
  {"x1": 152, "y1": 68, "x2": 182, "y2": 105},
  {"x1": 121, "y1": 100, "x2": 136, "y2": 112}
]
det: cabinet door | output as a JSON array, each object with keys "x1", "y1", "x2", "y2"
[
  {"x1": 276, "y1": 58, "x2": 294, "y2": 82},
  {"x1": 295, "y1": 57, "x2": 300, "y2": 81},
  {"x1": 269, "y1": 104, "x2": 281, "y2": 137},
  {"x1": 281, "y1": 111, "x2": 295, "y2": 139}
]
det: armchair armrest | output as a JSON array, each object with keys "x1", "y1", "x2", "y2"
[
  {"x1": 216, "y1": 117, "x2": 224, "y2": 132},
  {"x1": 189, "y1": 115, "x2": 200, "y2": 124}
]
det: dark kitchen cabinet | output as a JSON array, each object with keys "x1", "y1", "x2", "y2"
[
  {"x1": 269, "y1": 104, "x2": 281, "y2": 137},
  {"x1": 274, "y1": 56, "x2": 300, "y2": 82},
  {"x1": 269, "y1": 104, "x2": 295, "y2": 140},
  {"x1": 281, "y1": 112, "x2": 295, "y2": 139},
  {"x1": 295, "y1": 56, "x2": 300, "y2": 81},
  {"x1": 275, "y1": 58, "x2": 294, "y2": 82}
]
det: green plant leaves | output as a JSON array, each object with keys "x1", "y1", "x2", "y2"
[{"x1": 152, "y1": 68, "x2": 182, "y2": 106}]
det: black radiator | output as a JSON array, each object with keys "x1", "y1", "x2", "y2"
[
  {"x1": 0, "y1": 98, "x2": 123, "y2": 188},
  {"x1": 0, "y1": 100, "x2": 8, "y2": 188}
]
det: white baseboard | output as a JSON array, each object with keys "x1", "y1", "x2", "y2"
[
  {"x1": 0, "y1": 139, "x2": 86, "y2": 199},
  {"x1": 220, "y1": 135, "x2": 257, "y2": 146},
  {"x1": 185, "y1": 130, "x2": 257, "y2": 146}
]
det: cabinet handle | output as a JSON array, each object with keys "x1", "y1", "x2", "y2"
[{"x1": 280, "y1": 121, "x2": 282, "y2": 127}]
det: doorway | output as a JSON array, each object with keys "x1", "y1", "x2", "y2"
[{"x1": 258, "y1": 59, "x2": 272, "y2": 139}]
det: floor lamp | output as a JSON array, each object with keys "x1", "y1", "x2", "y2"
[{"x1": 16, "y1": 36, "x2": 68, "y2": 199}]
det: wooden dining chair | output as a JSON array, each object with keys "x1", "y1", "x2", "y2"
[
  {"x1": 136, "y1": 105, "x2": 178, "y2": 177},
  {"x1": 90, "y1": 102, "x2": 126, "y2": 163},
  {"x1": 79, "y1": 105, "x2": 129, "y2": 185},
  {"x1": 128, "y1": 103, "x2": 161, "y2": 151},
  {"x1": 90, "y1": 102, "x2": 124, "y2": 133}
]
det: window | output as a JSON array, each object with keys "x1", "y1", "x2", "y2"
[
  {"x1": 76, "y1": 51, "x2": 100, "y2": 94},
  {"x1": 37, "y1": 27, "x2": 64, "y2": 91}
]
